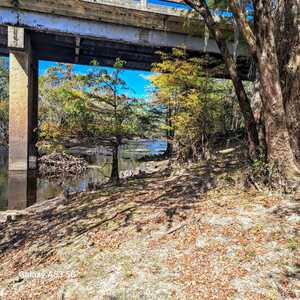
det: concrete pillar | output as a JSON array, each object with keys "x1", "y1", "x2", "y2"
[
  {"x1": 8, "y1": 27, "x2": 38, "y2": 171},
  {"x1": 141, "y1": 0, "x2": 147, "y2": 8},
  {"x1": 7, "y1": 171, "x2": 37, "y2": 210}
]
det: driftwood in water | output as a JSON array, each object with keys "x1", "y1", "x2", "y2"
[{"x1": 39, "y1": 152, "x2": 88, "y2": 178}]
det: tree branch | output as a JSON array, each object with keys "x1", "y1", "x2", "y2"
[
  {"x1": 228, "y1": 1, "x2": 257, "y2": 57},
  {"x1": 183, "y1": 0, "x2": 259, "y2": 158}
]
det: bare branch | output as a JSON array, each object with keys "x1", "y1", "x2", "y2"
[{"x1": 228, "y1": 1, "x2": 257, "y2": 57}]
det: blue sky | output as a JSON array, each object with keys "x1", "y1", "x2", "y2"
[
  {"x1": 150, "y1": 0, "x2": 187, "y2": 8},
  {"x1": 39, "y1": 61, "x2": 154, "y2": 99}
]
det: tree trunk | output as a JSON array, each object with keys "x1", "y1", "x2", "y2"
[
  {"x1": 252, "y1": 68, "x2": 267, "y2": 155},
  {"x1": 110, "y1": 142, "x2": 120, "y2": 184},
  {"x1": 164, "y1": 104, "x2": 174, "y2": 157},
  {"x1": 164, "y1": 141, "x2": 173, "y2": 157},
  {"x1": 284, "y1": 59, "x2": 300, "y2": 162},
  {"x1": 254, "y1": 0, "x2": 300, "y2": 179},
  {"x1": 275, "y1": 0, "x2": 300, "y2": 161},
  {"x1": 184, "y1": 0, "x2": 260, "y2": 159}
]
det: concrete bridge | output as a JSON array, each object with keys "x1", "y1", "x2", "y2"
[{"x1": 0, "y1": 0, "x2": 251, "y2": 171}]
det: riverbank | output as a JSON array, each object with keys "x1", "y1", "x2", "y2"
[
  {"x1": 0, "y1": 139, "x2": 168, "y2": 209},
  {"x1": 0, "y1": 148, "x2": 299, "y2": 299}
]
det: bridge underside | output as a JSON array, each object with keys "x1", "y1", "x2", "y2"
[
  {"x1": 0, "y1": 1, "x2": 255, "y2": 209},
  {"x1": 0, "y1": 26, "x2": 251, "y2": 77},
  {"x1": 0, "y1": 22, "x2": 252, "y2": 171}
]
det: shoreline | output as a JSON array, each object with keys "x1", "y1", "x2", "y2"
[{"x1": 0, "y1": 149, "x2": 298, "y2": 299}]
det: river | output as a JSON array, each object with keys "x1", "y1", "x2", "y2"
[{"x1": 0, "y1": 139, "x2": 167, "y2": 211}]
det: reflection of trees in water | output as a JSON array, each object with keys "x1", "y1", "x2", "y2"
[
  {"x1": 0, "y1": 187, "x2": 7, "y2": 210},
  {"x1": 0, "y1": 154, "x2": 8, "y2": 210},
  {"x1": 0, "y1": 140, "x2": 167, "y2": 210},
  {"x1": 0, "y1": 152, "x2": 7, "y2": 166}
]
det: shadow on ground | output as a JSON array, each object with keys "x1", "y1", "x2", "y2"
[{"x1": 0, "y1": 148, "x2": 245, "y2": 264}]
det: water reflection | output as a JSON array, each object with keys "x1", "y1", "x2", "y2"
[
  {"x1": 0, "y1": 139, "x2": 167, "y2": 211},
  {"x1": 0, "y1": 151, "x2": 8, "y2": 211},
  {"x1": 7, "y1": 171, "x2": 37, "y2": 210}
]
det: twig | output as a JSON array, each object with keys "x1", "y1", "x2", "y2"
[
  {"x1": 167, "y1": 222, "x2": 188, "y2": 235},
  {"x1": 73, "y1": 206, "x2": 137, "y2": 240}
]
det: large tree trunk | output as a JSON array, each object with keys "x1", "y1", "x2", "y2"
[
  {"x1": 184, "y1": 0, "x2": 260, "y2": 159},
  {"x1": 252, "y1": 69, "x2": 266, "y2": 154},
  {"x1": 275, "y1": 0, "x2": 300, "y2": 161},
  {"x1": 254, "y1": 0, "x2": 300, "y2": 179},
  {"x1": 228, "y1": 0, "x2": 300, "y2": 181},
  {"x1": 183, "y1": 0, "x2": 300, "y2": 184},
  {"x1": 164, "y1": 141, "x2": 173, "y2": 157},
  {"x1": 284, "y1": 55, "x2": 300, "y2": 162},
  {"x1": 110, "y1": 142, "x2": 120, "y2": 184}
]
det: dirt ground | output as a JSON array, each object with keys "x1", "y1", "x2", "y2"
[{"x1": 0, "y1": 148, "x2": 299, "y2": 299}]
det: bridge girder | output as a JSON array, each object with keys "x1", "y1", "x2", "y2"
[{"x1": 0, "y1": 0, "x2": 253, "y2": 171}]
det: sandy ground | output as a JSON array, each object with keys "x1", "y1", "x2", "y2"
[{"x1": 0, "y1": 149, "x2": 299, "y2": 300}]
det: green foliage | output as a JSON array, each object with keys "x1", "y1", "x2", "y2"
[
  {"x1": 71, "y1": 58, "x2": 152, "y2": 145},
  {"x1": 0, "y1": 60, "x2": 8, "y2": 101},
  {"x1": 68, "y1": 58, "x2": 155, "y2": 181},
  {"x1": 38, "y1": 59, "x2": 156, "y2": 182},
  {"x1": 150, "y1": 48, "x2": 243, "y2": 160},
  {"x1": 39, "y1": 64, "x2": 94, "y2": 152},
  {"x1": 39, "y1": 60, "x2": 154, "y2": 180}
]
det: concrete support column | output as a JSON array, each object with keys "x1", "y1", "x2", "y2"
[
  {"x1": 8, "y1": 27, "x2": 38, "y2": 171},
  {"x1": 141, "y1": 0, "x2": 147, "y2": 8},
  {"x1": 7, "y1": 171, "x2": 37, "y2": 210}
]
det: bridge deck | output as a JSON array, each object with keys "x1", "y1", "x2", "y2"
[
  {"x1": 82, "y1": 0, "x2": 187, "y2": 16},
  {"x1": 0, "y1": 0, "x2": 235, "y2": 36},
  {"x1": 0, "y1": 0, "x2": 250, "y2": 75},
  {"x1": 1, "y1": 0, "x2": 192, "y2": 35},
  {"x1": 1, "y1": 1, "x2": 252, "y2": 171}
]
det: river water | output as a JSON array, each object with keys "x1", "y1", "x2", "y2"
[{"x1": 0, "y1": 139, "x2": 167, "y2": 211}]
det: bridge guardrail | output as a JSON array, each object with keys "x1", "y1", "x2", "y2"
[{"x1": 82, "y1": 0, "x2": 186, "y2": 16}]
